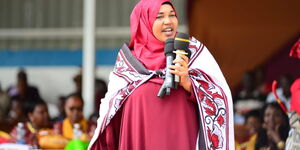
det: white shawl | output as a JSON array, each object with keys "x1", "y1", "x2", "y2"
[{"x1": 89, "y1": 37, "x2": 234, "y2": 150}]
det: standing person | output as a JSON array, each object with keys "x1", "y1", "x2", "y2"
[
  {"x1": 89, "y1": 0, "x2": 234, "y2": 149},
  {"x1": 7, "y1": 69, "x2": 41, "y2": 102}
]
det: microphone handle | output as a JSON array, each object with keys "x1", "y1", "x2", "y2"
[
  {"x1": 165, "y1": 55, "x2": 174, "y2": 89},
  {"x1": 157, "y1": 84, "x2": 171, "y2": 98},
  {"x1": 174, "y1": 50, "x2": 185, "y2": 89}
]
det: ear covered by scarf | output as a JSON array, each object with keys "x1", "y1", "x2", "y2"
[{"x1": 128, "y1": 0, "x2": 175, "y2": 70}]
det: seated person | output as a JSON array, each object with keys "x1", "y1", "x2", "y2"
[
  {"x1": 255, "y1": 102, "x2": 290, "y2": 150},
  {"x1": 89, "y1": 78, "x2": 107, "y2": 123},
  {"x1": 10, "y1": 99, "x2": 51, "y2": 147},
  {"x1": 234, "y1": 71, "x2": 266, "y2": 124},
  {"x1": 4, "y1": 98, "x2": 26, "y2": 132},
  {"x1": 234, "y1": 71, "x2": 267, "y2": 103},
  {"x1": 244, "y1": 109, "x2": 262, "y2": 136},
  {"x1": 235, "y1": 109, "x2": 262, "y2": 150},
  {"x1": 53, "y1": 94, "x2": 96, "y2": 141}
]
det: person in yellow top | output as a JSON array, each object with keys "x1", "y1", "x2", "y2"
[
  {"x1": 235, "y1": 109, "x2": 262, "y2": 150},
  {"x1": 0, "y1": 130, "x2": 10, "y2": 143},
  {"x1": 234, "y1": 125, "x2": 257, "y2": 150},
  {"x1": 53, "y1": 94, "x2": 96, "y2": 141}
]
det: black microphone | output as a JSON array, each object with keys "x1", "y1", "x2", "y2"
[
  {"x1": 173, "y1": 32, "x2": 191, "y2": 89},
  {"x1": 164, "y1": 38, "x2": 176, "y2": 89},
  {"x1": 157, "y1": 38, "x2": 175, "y2": 98}
]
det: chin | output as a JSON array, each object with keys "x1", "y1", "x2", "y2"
[
  {"x1": 161, "y1": 38, "x2": 168, "y2": 42},
  {"x1": 162, "y1": 36, "x2": 174, "y2": 42}
]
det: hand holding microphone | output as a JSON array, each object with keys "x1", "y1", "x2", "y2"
[
  {"x1": 170, "y1": 33, "x2": 191, "y2": 92},
  {"x1": 157, "y1": 33, "x2": 191, "y2": 98},
  {"x1": 169, "y1": 53, "x2": 191, "y2": 92}
]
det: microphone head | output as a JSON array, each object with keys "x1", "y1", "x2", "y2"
[
  {"x1": 164, "y1": 38, "x2": 174, "y2": 55},
  {"x1": 174, "y1": 32, "x2": 190, "y2": 52}
]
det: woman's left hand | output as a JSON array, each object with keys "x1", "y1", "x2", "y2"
[{"x1": 169, "y1": 54, "x2": 191, "y2": 93}]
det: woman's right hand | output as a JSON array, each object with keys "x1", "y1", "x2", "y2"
[{"x1": 169, "y1": 54, "x2": 191, "y2": 93}]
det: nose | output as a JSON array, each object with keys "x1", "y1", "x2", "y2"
[
  {"x1": 73, "y1": 109, "x2": 80, "y2": 115},
  {"x1": 164, "y1": 16, "x2": 172, "y2": 24},
  {"x1": 269, "y1": 115, "x2": 276, "y2": 125}
]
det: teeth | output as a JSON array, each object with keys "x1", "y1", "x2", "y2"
[{"x1": 163, "y1": 28, "x2": 172, "y2": 32}]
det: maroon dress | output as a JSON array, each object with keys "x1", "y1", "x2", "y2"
[{"x1": 118, "y1": 81, "x2": 199, "y2": 150}]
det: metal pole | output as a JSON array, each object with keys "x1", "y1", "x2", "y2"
[{"x1": 82, "y1": 0, "x2": 96, "y2": 118}]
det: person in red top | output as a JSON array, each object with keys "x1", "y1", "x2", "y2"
[
  {"x1": 285, "y1": 38, "x2": 300, "y2": 149},
  {"x1": 10, "y1": 99, "x2": 51, "y2": 147},
  {"x1": 89, "y1": 0, "x2": 234, "y2": 149}
]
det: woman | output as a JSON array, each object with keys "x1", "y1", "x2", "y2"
[
  {"x1": 10, "y1": 99, "x2": 51, "y2": 147},
  {"x1": 255, "y1": 102, "x2": 290, "y2": 150},
  {"x1": 89, "y1": 0, "x2": 234, "y2": 149},
  {"x1": 53, "y1": 94, "x2": 96, "y2": 141}
]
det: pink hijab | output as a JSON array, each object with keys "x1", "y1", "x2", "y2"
[{"x1": 129, "y1": 0, "x2": 174, "y2": 70}]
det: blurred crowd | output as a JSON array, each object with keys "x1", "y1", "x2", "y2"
[
  {"x1": 0, "y1": 38, "x2": 299, "y2": 149},
  {"x1": 0, "y1": 69, "x2": 107, "y2": 149},
  {"x1": 232, "y1": 37, "x2": 300, "y2": 150},
  {"x1": 232, "y1": 66, "x2": 296, "y2": 150},
  {"x1": 0, "y1": 67, "x2": 298, "y2": 150}
]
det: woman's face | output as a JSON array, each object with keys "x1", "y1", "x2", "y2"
[
  {"x1": 29, "y1": 104, "x2": 50, "y2": 129},
  {"x1": 245, "y1": 116, "x2": 261, "y2": 135},
  {"x1": 263, "y1": 106, "x2": 284, "y2": 129},
  {"x1": 152, "y1": 4, "x2": 178, "y2": 42},
  {"x1": 65, "y1": 96, "x2": 84, "y2": 124}
]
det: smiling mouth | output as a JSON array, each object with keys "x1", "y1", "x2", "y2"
[
  {"x1": 162, "y1": 27, "x2": 173, "y2": 32},
  {"x1": 162, "y1": 27, "x2": 174, "y2": 36}
]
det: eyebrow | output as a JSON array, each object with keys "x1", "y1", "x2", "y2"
[{"x1": 158, "y1": 10, "x2": 175, "y2": 15}]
